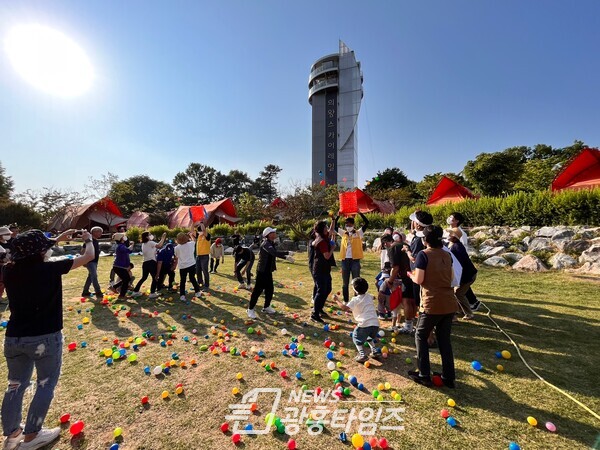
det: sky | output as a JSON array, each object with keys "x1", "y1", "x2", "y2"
[{"x1": 1, "y1": 0, "x2": 599, "y2": 198}]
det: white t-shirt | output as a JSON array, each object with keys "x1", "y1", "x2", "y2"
[
  {"x1": 458, "y1": 226, "x2": 469, "y2": 247},
  {"x1": 174, "y1": 241, "x2": 196, "y2": 270},
  {"x1": 142, "y1": 241, "x2": 158, "y2": 262},
  {"x1": 346, "y1": 293, "x2": 380, "y2": 328}
]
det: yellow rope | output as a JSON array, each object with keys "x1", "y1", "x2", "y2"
[{"x1": 481, "y1": 302, "x2": 600, "y2": 422}]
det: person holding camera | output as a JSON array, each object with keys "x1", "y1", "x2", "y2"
[{"x1": 1, "y1": 229, "x2": 95, "y2": 450}]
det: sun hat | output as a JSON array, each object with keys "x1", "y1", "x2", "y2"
[
  {"x1": 112, "y1": 232, "x2": 126, "y2": 242},
  {"x1": 10, "y1": 230, "x2": 56, "y2": 260},
  {"x1": 262, "y1": 227, "x2": 277, "y2": 237},
  {"x1": 409, "y1": 211, "x2": 433, "y2": 227}
]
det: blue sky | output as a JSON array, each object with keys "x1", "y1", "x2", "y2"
[{"x1": 1, "y1": 0, "x2": 599, "y2": 198}]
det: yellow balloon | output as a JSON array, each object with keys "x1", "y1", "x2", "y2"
[
  {"x1": 394, "y1": 393, "x2": 401, "y2": 401},
  {"x1": 377, "y1": 383, "x2": 385, "y2": 391},
  {"x1": 175, "y1": 386, "x2": 183, "y2": 395},
  {"x1": 113, "y1": 427, "x2": 123, "y2": 437},
  {"x1": 447, "y1": 399, "x2": 456, "y2": 407},
  {"x1": 502, "y1": 350, "x2": 512, "y2": 359},
  {"x1": 497, "y1": 364, "x2": 504, "y2": 372},
  {"x1": 161, "y1": 390, "x2": 169, "y2": 399},
  {"x1": 384, "y1": 382, "x2": 391, "y2": 390},
  {"x1": 351, "y1": 433, "x2": 364, "y2": 448},
  {"x1": 232, "y1": 387, "x2": 240, "y2": 395},
  {"x1": 236, "y1": 372, "x2": 243, "y2": 380},
  {"x1": 527, "y1": 416, "x2": 537, "y2": 426}
]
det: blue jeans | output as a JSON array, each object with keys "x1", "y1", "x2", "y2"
[
  {"x1": 82, "y1": 261, "x2": 102, "y2": 295},
  {"x1": 195, "y1": 255, "x2": 210, "y2": 288},
  {"x1": 352, "y1": 326, "x2": 379, "y2": 357},
  {"x1": 341, "y1": 259, "x2": 361, "y2": 302},
  {"x1": 2, "y1": 332, "x2": 63, "y2": 436}
]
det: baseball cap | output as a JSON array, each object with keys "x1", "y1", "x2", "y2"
[{"x1": 262, "y1": 227, "x2": 277, "y2": 237}]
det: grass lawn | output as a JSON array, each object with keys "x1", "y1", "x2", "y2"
[{"x1": 0, "y1": 252, "x2": 598, "y2": 450}]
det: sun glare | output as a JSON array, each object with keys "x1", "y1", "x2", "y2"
[{"x1": 4, "y1": 24, "x2": 93, "y2": 97}]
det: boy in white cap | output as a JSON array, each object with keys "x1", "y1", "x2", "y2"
[{"x1": 247, "y1": 227, "x2": 294, "y2": 319}]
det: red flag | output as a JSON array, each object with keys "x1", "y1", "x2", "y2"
[
  {"x1": 390, "y1": 288, "x2": 402, "y2": 311},
  {"x1": 188, "y1": 206, "x2": 208, "y2": 222},
  {"x1": 339, "y1": 191, "x2": 358, "y2": 216}
]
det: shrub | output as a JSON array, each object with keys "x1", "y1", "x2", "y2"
[
  {"x1": 209, "y1": 223, "x2": 233, "y2": 237},
  {"x1": 126, "y1": 226, "x2": 143, "y2": 243},
  {"x1": 0, "y1": 201, "x2": 43, "y2": 229}
]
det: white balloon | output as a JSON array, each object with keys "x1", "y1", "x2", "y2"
[
  {"x1": 153, "y1": 366, "x2": 162, "y2": 375},
  {"x1": 280, "y1": 328, "x2": 288, "y2": 335},
  {"x1": 327, "y1": 361, "x2": 336, "y2": 371},
  {"x1": 378, "y1": 330, "x2": 385, "y2": 337}
]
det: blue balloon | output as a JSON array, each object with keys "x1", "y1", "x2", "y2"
[
  {"x1": 110, "y1": 444, "x2": 119, "y2": 450},
  {"x1": 282, "y1": 350, "x2": 288, "y2": 356},
  {"x1": 446, "y1": 417, "x2": 457, "y2": 427},
  {"x1": 363, "y1": 443, "x2": 372, "y2": 450},
  {"x1": 106, "y1": 358, "x2": 113, "y2": 365},
  {"x1": 295, "y1": 372, "x2": 302, "y2": 379},
  {"x1": 471, "y1": 361, "x2": 482, "y2": 371},
  {"x1": 508, "y1": 443, "x2": 521, "y2": 450},
  {"x1": 495, "y1": 351, "x2": 503, "y2": 358},
  {"x1": 349, "y1": 376, "x2": 358, "y2": 385},
  {"x1": 326, "y1": 351, "x2": 334, "y2": 360},
  {"x1": 143, "y1": 366, "x2": 151, "y2": 374},
  {"x1": 244, "y1": 423, "x2": 253, "y2": 431},
  {"x1": 357, "y1": 383, "x2": 364, "y2": 391}
]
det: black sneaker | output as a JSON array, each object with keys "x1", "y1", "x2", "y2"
[
  {"x1": 470, "y1": 300, "x2": 481, "y2": 311},
  {"x1": 310, "y1": 314, "x2": 325, "y2": 324},
  {"x1": 320, "y1": 310, "x2": 330, "y2": 318},
  {"x1": 407, "y1": 370, "x2": 432, "y2": 386},
  {"x1": 81, "y1": 291, "x2": 91, "y2": 297}
]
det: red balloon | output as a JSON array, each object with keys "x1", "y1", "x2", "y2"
[
  {"x1": 320, "y1": 180, "x2": 326, "y2": 186},
  {"x1": 67, "y1": 342, "x2": 77, "y2": 351},
  {"x1": 440, "y1": 409, "x2": 450, "y2": 418},
  {"x1": 432, "y1": 375, "x2": 444, "y2": 387},
  {"x1": 232, "y1": 433, "x2": 241, "y2": 444},
  {"x1": 69, "y1": 420, "x2": 84, "y2": 435},
  {"x1": 141, "y1": 396, "x2": 149, "y2": 405},
  {"x1": 287, "y1": 438, "x2": 297, "y2": 450},
  {"x1": 379, "y1": 437, "x2": 389, "y2": 449},
  {"x1": 220, "y1": 422, "x2": 229, "y2": 433},
  {"x1": 60, "y1": 413, "x2": 70, "y2": 424}
]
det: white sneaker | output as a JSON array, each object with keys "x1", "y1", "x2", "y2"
[
  {"x1": 179, "y1": 295, "x2": 187, "y2": 302},
  {"x1": 18, "y1": 428, "x2": 60, "y2": 450},
  {"x1": 3, "y1": 429, "x2": 23, "y2": 450},
  {"x1": 131, "y1": 291, "x2": 143, "y2": 298},
  {"x1": 148, "y1": 293, "x2": 159, "y2": 299},
  {"x1": 262, "y1": 306, "x2": 276, "y2": 314},
  {"x1": 194, "y1": 291, "x2": 203, "y2": 298},
  {"x1": 247, "y1": 308, "x2": 257, "y2": 319}
]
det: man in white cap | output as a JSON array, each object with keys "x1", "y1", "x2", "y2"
[{"x1": 247, "y1": 227, "x2": 294, "y2": 319}]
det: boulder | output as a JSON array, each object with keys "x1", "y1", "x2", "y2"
[
  {"x1": 509, "y1": 228, "x2": 529, "y2": 238},
  {"x1": 512, "y1": 255, "x2": 548, "y2": 272},
  {"x1": 503, "y1": 252, "x2": 524, "y2": 263},
  {"x1": 579, "y1": 244, "x2": 600, "y2": 264},
  {"x1": 482, "y1": 246, "x2": 507, "y2": 257},
  {"x1": 570, "y1": 262, "x2": 600, "y2": 275},
  {"x1": 522, "y1": 236, "x2": 531, "y2": 248},
  {"x1": 297, "y1": 244, "x2": 307, "y2": 252},
  {"x1": 520, "y1": 226, "x2": 532, "y2": 232},
  {"x1": 478, "y1": 244, "x2": 493, "y2": 255},
  {"x1": 99, "y1": 243, "x2": 113, "y2": 254},
  {"x1": 466, "y1": 247, "x2": 479, "y2": 258},
  {"x1": 551, "y1": 229, "x2": 575, "y2": 241},
  {"x1": 536, "y1": 226, "x2": 560, "y2": 237},
  {"x1": 527, "y1": 238, "x2": 554, "y2": 252},
  {"x1": 483, "y1": 256, "x2": 509, "y2": 267},
  {"x1": 562, "y1": 239, "x2": 591, "y2": 255},
  {"x1": 580, "y1": 227, "x2": 600, "y2": 240},
  {"x1": 493, "y1": 240, "x2": 511, "y2": 248},
  {"x1": 473, "y1": 231, "x2": 488, "y2": 240},
  {"x1": 482, "y1": 238, "x2": 496, "y2": 247},
  {"x1": 549, "y1": 253, "x2": 577, "y2": 269},
  {"x1": 470, "y1": 226, "x2": 489, "y2": 233},
  {"x1": 224, "y1": 247, "x2": 234, "y2": 255}
]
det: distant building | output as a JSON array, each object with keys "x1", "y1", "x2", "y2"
[{"x1": 309, "y1": 40, "x2": 363, "y2": 188}]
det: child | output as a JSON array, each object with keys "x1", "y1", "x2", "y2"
[
  {"x1": 335, "y1": 277, "x2": 381, "y2": 363},
  {"x1": 375, "y1": 262, "x2": 392, "y2": 319},
  {"x1": 234, "y1": 245, "x2": 255, "y2": 289},
  {"x1": 173, "y1": 232, "x2": 202, "y2": 302},
  {"x1": 156, "y1": 242, "x2": 176, "y2": 291}
]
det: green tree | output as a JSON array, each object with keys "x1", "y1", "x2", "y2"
[
  {"x1": 15, "y1": 187, "x2": 85, "y2": 224},
  {"x1": 0, "y1": 162, "x2": 14, "y2": 201},
  {"x1": 221, "y1": 170, "x2": 253, "y2": 203},
  {"x1": 365, "y1": 168, "x2": 413, "y2": 193},
  {"x1": 463, "y1": 147, "x2": 527, "y2": 196},
  {"x1": 251, "y1": 164, "x2": 282, "y2": 203},
  {"x1": 0, "y1": 201, "x2": 42, "y2": 229},
  {"x1": 172, "y1": 163, "x2": 225, "y2": 205},
  {"x1": 108, "y1": 175, "x2": 176, "y2": 216},
  {"x1": 236, "y1": 192, "x2": 266, "y2": 222}
]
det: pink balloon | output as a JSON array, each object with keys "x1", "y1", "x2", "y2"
[{"x1": 545, "y1": 421, "x2": 557, "y2": 432}]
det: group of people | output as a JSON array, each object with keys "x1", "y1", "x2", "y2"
[
  {"x1": 307, "y1": 210, "x2": 481, "y2": 388},
  {"x1": 0, "y1": 210, "x2": 480, "y2": 449}
]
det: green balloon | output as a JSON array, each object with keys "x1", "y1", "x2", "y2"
[
  {"x1": 247, "y1": 327, "x2": 255, "y2": 334},
  {"x1": 277, "y1": 424, "x2": 285, "y2": 434},
  {"x1": 372, "y1": 389, "x2": 380, "y2": 398},
  {"x1": 330, "y1": 370, "x2": 340, "y2": 381}
]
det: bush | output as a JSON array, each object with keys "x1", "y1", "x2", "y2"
[
  {"x1": 209, "y1": 223, "x2": 233, "y2": 237},
  {"x1": 0, "y1": 201, "x2": 43, "y2": 229},
  {"x1": 126, "y1": 226, "x2": 143, "y2": 243}
]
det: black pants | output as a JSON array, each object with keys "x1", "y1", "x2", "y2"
[
  {"x1": 313, "y1": 272, "x2": 332, "y2": 316},
  {"x1": 156, "y1": 266, "x2": 175, "y2": 290},
  {"x1": 179, "y1": 265, "x2": 200, "y2": 296},
  {"x1": 466, "y1": 287, "x2": 478, "y2": 304},
  {"x1": 195, "y1": 255, "x2": 210, "y2": 288},
  {"x1": 415, "y1": 312, "x2": 455, "y2": 381},
  {"x1": 235, "y1": 258, "x2": 254, "y2": 285},
  {"x1": 249, "y1": 271, "x2": 273, "y2": 310},
  {"x1": 210, "y1": 258, "x2": 220, "y2": 272},
  {"x1": 134, "y1": 260, "x2": 158, "y2": 293},
  {"x1": 113, "y1": 267, "x2": 131, "y2": 298}
]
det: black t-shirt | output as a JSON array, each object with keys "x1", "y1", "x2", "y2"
[
  {"x1": 83, "y1": 239, "x2": 100, "y2": 263},
  {"x1": 238, "y1": 247, "x2": 254, "y2": 263},
  {"x1": 387, "y1": 243, "x2": 414, "y2": 297},
  {"x1": 409, "y1": 237, "x2": 425, "y2": 270},
  {"x1": 3, "y1": 258, "x2": 73, "y2": 337},
  {"x1": 231, "y1": 234, "x2": 241, "y2": 247}
]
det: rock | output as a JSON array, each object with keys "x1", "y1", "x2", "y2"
[
  {"x1": 512, "y1": 255, "x2": 548, "y2": 272},
  {"x1": 563, "y1": 239, "x2": 591, "y2": 255},
  {"x1": 224, "y1": 247, "x2": 234, "y2": 255},
  {"x1": 297, "y1": 244, "x2": 307, "y2": 252},
  {"x1": 473, "y1": 231, "x2": 488, "y2": 240},
  {"x1": 478, "y1": 245, "x2": 493, "y2": 255},
  {"x1": 551, "y1": 229, "x2": 575, "y2": 241},
  {"x1": 579, "y1": 244, "x2": 600, "y2": 264},
  {"x1": 527, "y1": 238, "x2": 553, "y2": 252},
  {"x1": 509, "y1": 228, "x2": 529, "y2": 238},
  {"x1": 99, "y1": 243, "x2": 113, "y2": 254},
  {"x1": 466, "y1": 247, "x2": 479, "y2": 258},
  {"x1": 470, "y1": 226, "x2": 489, "y2": 233},
  {"x1": 482, "y1": 246, "x2": 506, "y2": 257},
  {"x1": 580, "y1": 227, "x2": 600, "y2": 240},
  {"x1": 522, "y1": 236, "x2": 531, "y2": 247},
  {"x1": 483, "y1": 256, "x2": 509, "y2": 267},
  {"x1": 536, "y1": 226, "x2": 560, "y2": 237},
  {"x1": 493, "y1": 240, "x2": 511, "y2": 248},
  {"x1": 482, "y1": 239, "x2": 496, "y2": 247},
  {"x1": 521, "y1": 226, "x2": 532, "y2": 232},
  {"x1": 570, "y1": 262, "x2": 600, "y2": 275},
  {"x1": 549, "y1": 253, "x2": 578, "y2": 269},
  {"x1": 503, "y1": 252, "x2": 524, "y2": 263}
]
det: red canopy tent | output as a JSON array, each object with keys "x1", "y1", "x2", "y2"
[
  {"x1": 426, "y1": 176, "x2": 478, "y2": 206},
  {"x1": 167, "y1": 198, "x2": 241, "y2": 228},
  {"x1": 551, "y1": 148, "x2": 600, "y2": 191},
  {"x1": 339, "y1": 189, "x2": 395, "y2": 216},
  {"x1": 48, "y1": 197, "x2": 126, "y2": 232}
]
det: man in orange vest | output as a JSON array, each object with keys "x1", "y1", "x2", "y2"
[{"x1": 335, "y1": 212, "x2": 369, "y2": 303}]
